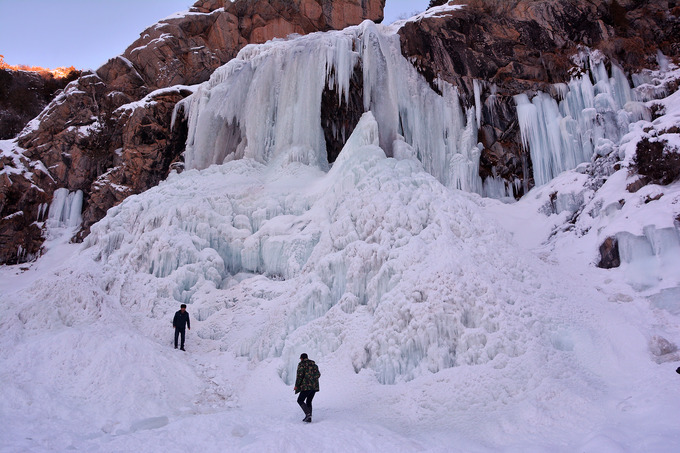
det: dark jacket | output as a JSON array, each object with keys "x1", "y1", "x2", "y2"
[
  {"x1": 295, "y1": 359, "x2": 320, "y2": 393},
  {"x1": 173, "y1": 310, "x2": 190, "y2": 330}
]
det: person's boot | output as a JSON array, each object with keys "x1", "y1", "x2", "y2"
[{"x1": 298, "y1": 401, "x2": 308, "y2": 419}]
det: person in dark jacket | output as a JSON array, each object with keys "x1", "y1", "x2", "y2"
[
  {"x1": 294, "y1": 353, "x2": 320, "y2": 423},
  {"x1": 172, "y1": 304, "x2": 190, "y2": 351}
]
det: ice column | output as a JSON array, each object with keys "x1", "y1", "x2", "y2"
[
  {"x1": 617, "y1": 226, "x2": 680, "y2": 290},
  {"x1": 47, "y1": 188, "x2": 83, "y2": 228},
  {"x1": 515, "y1": 56, "x2": 649, "y2": 187}
]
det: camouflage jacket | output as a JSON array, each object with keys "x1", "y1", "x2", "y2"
[{"x1": 295, "y1": 359, "x2": 320, "y2": 393}]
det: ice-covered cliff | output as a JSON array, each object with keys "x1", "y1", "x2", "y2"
[{"x1": 178, "y1": 19, "x2": 483, "y2": 195}]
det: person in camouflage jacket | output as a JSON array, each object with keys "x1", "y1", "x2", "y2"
[{"x1": 294, "y1": 353, "x2": 320, "y2": 422}]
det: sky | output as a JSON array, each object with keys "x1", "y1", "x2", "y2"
[{"x1": 0, "y1": 0, "x2": 430, "y2": 71}]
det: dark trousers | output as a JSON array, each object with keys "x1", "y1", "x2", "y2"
[
  {"x1": 174, "y1": 328, "x2": 185, "y2": 348},
  {"x1": 297, "y1": 390, "x2": 316, "y2": 415}
]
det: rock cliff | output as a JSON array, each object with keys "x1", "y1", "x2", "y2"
[{"x1": 0, "y1": 68, "x2": 80, "y2": 140}]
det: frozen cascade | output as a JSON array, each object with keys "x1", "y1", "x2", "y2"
[
  {"x1": 179, "y1": 21, "x2": 483, "y2": 193},
  {"x1": 47, "y1": 188, "x2": 84, "y2": 228},
  {"x1": 84, "y1": 112, "x2": 546, "y2": 385},
  {"x1": 515, "y1": 55, "x2": 650, "y2": 186}
]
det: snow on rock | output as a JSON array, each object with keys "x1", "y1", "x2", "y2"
[{"x1": 507, "y1": 59, "x2": 680, "y2": 292}]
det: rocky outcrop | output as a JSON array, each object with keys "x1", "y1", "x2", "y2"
[
  {"x1": 598, "y1": 236, "x2": 621, "y2": 269},
  {"x1": 0, "y1": 0, "x2": 384, "y2": 264},
  {"x1": 108, "y1": 0, "x2": 386, "y2": 92},
  {"x1": 633, "y1": 136, "x2": 680, "y2": 185},
  {"x1": 398, "y1": 0, "x2": 680, "y2": 195},
  {"x1": 0, "y1": 68, "x2": 80, "y2": 140}
]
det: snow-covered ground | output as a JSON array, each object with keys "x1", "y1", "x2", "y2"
[
  {"x1": 2, "y1": 14, "x2": 680, "y2": 453},
  {"x1": 2, "y1": 107, "x2": 680, "y2": 451}
]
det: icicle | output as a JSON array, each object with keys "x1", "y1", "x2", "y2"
[
  {"x1": 515, "y1": 53, "x2": 644, "y2": 187},
  {"x1": 473, "y1": 79, "x2": 482, "y2": 129},
  {"x1": 656, "y1": 50, "x2": 670, "y2": 72},
  {"x1": 180, "y1": 21, "x2": 483, "y2": 194},
  {"x1": 47, "y1": 188, "x2": 84, "y2": 228}
]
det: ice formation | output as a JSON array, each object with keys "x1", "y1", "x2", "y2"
[
  {"x1": 178, "y1": 21, "x2": 483, "y2": 194},
  {"x1": 514, "y1": 62, "x2": 680, "y2": 291},
  {"x1": 4, "y1": 12, "x2": 680, "y2": 451},
  {"x1": 47, "y1": 188, "x2": 84, "y2": 229},
  {"x1": 617, "y1": 227, "x2": 680, "y2": 289},
  {"x1": 84, "y1": 113, "x2": 552, "y2": 385},
  {"x1": 515, "y1": 52, "x2": 650, "y2": 186}
]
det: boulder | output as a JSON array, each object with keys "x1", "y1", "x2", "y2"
[{"x1": 598, "y1": 236, "x2": 621, "y2": 269}]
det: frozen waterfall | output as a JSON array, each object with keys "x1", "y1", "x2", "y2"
[
  {"x1": 84, "y1": 111, "x2": 546, "y2": 385},
  {"x1": 47, "y1": 188, "x2": 84, "y2": 229},
  {"x1": 515, "y1": 52, "x2": 650, "y2": 186},
  {"x1": 178, "y1": 21, "x2": 483, "y2": 193}
]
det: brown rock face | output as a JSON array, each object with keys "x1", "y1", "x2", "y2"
[
  {"x1": 0, "y1": 0, "x2": 385, "y2": 264},
  {"x1": 0, "y1": 68, "x2": 81, "y2": 140},
  {"x1": 598, "y1": 236, "x2": 621, "y2": 269},
  {"x1": 398, "y1": 0, "x2": 680, "y2": 196},
  {"x1": 116, "y1": 0, "x2": 385, "y2": 91}
]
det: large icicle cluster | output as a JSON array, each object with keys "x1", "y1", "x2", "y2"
[
  {"x1": 84, "y1": 114, "x2": 550, "y2": 384},
  {"x1": 47, "y1": 188, "x2": 84, "y2": 229},
  {"x1": 515, "y1": 51, "x2": 650, "y2": 187},
  {"x1": 515, "y1": 63, "x2": 680, "y2": 291},
  {"x1": 178, "y1": 21, "x2": 483, "y2": 193}
]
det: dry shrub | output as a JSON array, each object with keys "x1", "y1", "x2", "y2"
[
  {"x1": 633, "y1": 138, "x2": 680, "y2": 185},
  {"x1": 449, "y1": 0, "x2": 521, "y2": 17}
]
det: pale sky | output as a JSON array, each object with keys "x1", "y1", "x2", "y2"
[{"x1": 0, "y1": 0, "x2": 430, "y2": 71}]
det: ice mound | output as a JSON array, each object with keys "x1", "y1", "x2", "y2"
[{"x1": 81, "y1": 113, "x2": 555, "y2": 385}]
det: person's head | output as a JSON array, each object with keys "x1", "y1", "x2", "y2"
[
  {"x1": 180, "y1": 304, "x2": 186, "y2": 312},
  {"x1": 300, "y1": 353, "x2": 308, "y2": 361},
  {"x1": 676, "y1": 366, "x2": 680, "y2": 375}
]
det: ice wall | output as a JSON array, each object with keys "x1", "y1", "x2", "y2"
[
  {"x1": 84, "y1": 113, "x2": 548, "y2": 385},
  {"x1": 515, "y1": 52, "x2": 650, "y2": 186},
  {"x1": 47, "y1": 188, "x2": 84, "y2": 229},
  {"x1": 179, "y1": 21, "x2": 483, "y2": 193}
]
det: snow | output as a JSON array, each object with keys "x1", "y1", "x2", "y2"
[
  {"x1": 115, "y1": 84, "x2": 197, "y2": 116},
  {"x1": 2, "y1": 25, "x2": 680, "y2": 453},
  {"x1": 3, "y1": 100, "x2": 680, "y2": 451},
  {"x1": 387, "y1": 2, "x2": 464, "y2": 29},
  {"x1": 0, "y1": 139, "x2": 28, "y2": 177}
]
